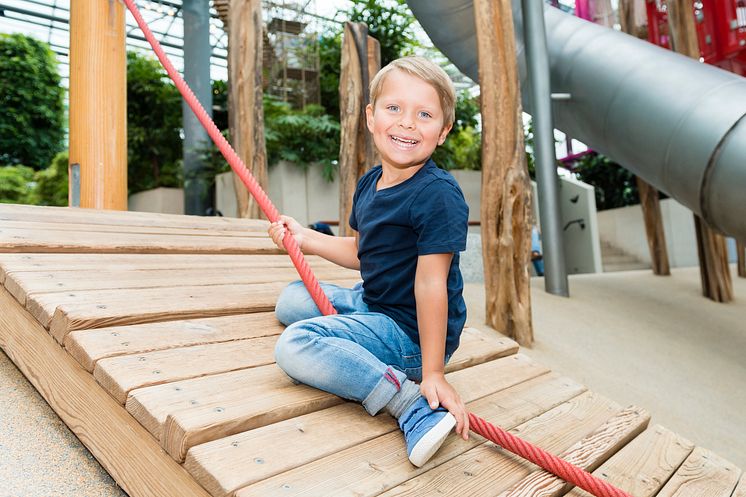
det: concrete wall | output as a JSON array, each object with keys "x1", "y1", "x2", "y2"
[
  {"x1": 128, "y1": 187, "x2": 184, "y2": 215},
  {"x1": 597, "y1": 198, "x2": 739, "y2": 268}
]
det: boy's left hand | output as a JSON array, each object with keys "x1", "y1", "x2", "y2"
[{"x1": 420, "y1": 373, "x2": 469, "y2": 440}]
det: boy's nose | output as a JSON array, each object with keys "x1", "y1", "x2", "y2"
[{"x1": 398, "y1": 119, "x2": 415, "y2": 130}]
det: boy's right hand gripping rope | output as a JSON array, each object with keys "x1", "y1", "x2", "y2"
[{"x1": 122, "y1": 2, "x2": 633, "y2": 495}]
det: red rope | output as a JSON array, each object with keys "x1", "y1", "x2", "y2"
[
  {"x1": 122, "y1": 0, "x2": 335, "y2": 316},
  {"x1": 122, "y1": 2, "x2": 630, "y2": 496}
]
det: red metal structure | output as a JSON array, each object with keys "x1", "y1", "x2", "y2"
[{"x1": 645, "y1": 0, "x2": 746, "y2": 75}]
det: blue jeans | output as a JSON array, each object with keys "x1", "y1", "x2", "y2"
[{"x1": 274, "y1": 280, "x2": 426, "y2": 416}]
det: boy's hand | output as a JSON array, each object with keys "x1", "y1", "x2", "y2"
[
  {"x1": 268, "y1": 215, "x2": 306, "y2": 251},
  {"x1": 420, "y1": 373, "x2": 469, "y2": 440}
]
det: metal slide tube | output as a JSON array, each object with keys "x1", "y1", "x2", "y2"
[
  {"x1": 522, "y1": 0, "x2": 568, "y2": 295},
  {"x1": 408, "y1": 1, "x2": 746, "y2": 241}
]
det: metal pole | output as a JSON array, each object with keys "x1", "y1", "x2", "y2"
[
  {"x1": 182, "y1": 0, "x2": 214, "y2": 215},
  {"x1": 521, "y1": 0, "x2": 569, "y2": 296}
]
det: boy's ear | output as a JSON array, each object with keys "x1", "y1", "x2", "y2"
[
  {"x1": 437, "y1": 122, "x2": 453, "y2": 146},
  {"x1": 365, "y1": 104, "x2": 375, "y2": 133}
]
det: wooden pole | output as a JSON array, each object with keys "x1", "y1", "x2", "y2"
[
  {"x1": 589, "y1": 0, "x2": 615, "y2": 27},
  {"x1": 366, "y1": 36, "x2": 381, "y2": 168},
  {"x1": 737, "y1": 240, "x2": 746, "y2": 278},
  {"x1": 619, "y1": 0, "x2": 671, "y2": 276},
  {"x1": 474, "y1": 0, "x2": 533, "y2": 346},
  {"x1": 69, "y1": 0, "x2": 127, "y2": 210},
  {"x1": 668, "y1": 0, "x2": 733, "y2": 302},
  {"x1": 338, "y1": 23, "x2": 377, "y2": 236},
  {"x1": 228, "y1": 0, "x2": 268, "y2": 219}
]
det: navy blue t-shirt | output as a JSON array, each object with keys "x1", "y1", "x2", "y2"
[{"x1": 349, "y1": 159, "x2": 469, "y2": 357}]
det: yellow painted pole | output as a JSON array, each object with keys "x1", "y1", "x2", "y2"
[{"x1": 69, "y1": 0, "x2": 127, "y2": 210}]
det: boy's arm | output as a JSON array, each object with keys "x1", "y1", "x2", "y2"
[
  {"x1": 415, "y1": 253, "x2": 469, "y2": 440},
  {"x1": 269, "y1": 215, "x2": 360, "y2": 270}
]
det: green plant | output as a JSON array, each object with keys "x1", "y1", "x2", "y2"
[
  {"x1": 0, "y1": 34, "x2": 65, "y2": 170},
  {"x1": 432, "y1": 126, "x2": 481, "y2": 171},
  {"x1": 571, "y1": 152, "x2": 639, "y2": 210},
  {"x1": 126, "y1": 51, "x2": 183, "y2": 194},
  {"x1": 32, "y1": 150, "x2": 69, "y2": 206},
  {"x1": 318, "y1": 31, "x2": 343, "y2": 120},
  {"x1": 0, "y1": 165, "x2": 35, "y2": 204},
  {"x1": 264, "y1": 97, "x2": 340, "y2": 181},
  {"x1": 347, "y1": 0, "x2": 418, "y2": 67}
]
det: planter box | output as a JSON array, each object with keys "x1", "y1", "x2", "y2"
[{"x1": 128, "y1": 187, "x2": 184, "y2": 215}]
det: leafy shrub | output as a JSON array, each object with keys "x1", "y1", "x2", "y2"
[
  {"x1": 32, "y1": 150, "x2": 69, "y2": 206},
  {"x1": 0, "y1": 34, "x2": 65, "y2": 169},
  {"x1": 0, "y1": 165, "x2": 35, "y2": 204},
  {"x1": 571, "y1": 152, "x2": 639, "y2": 210}
]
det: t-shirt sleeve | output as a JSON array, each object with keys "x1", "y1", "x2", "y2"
[
  {"x1": 410, "y1": 179, "x2": 469, "y2": 255},
  {"x1": 349, "y1": 174, "x2": 366, "y2": 231}
]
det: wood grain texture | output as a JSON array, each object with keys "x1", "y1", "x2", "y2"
[
  {"x1": 65, "y1": 312, "x2": 283, "y2": 372},
  {"x1": 195, "y1": 360, "x2": 568, "y2": 495},
  {"x1": 496, "y1": 405, "x2": 650, "y2": 497},
  {"x1": 0, "y1": 287, "x2": 211, "y2": 497},
  {"x1": 656, "y1": 447, "x2": 741, "y2": 497},
  {"x1": 0, "y1": 227, "x2": 280, "y2": 254},
  {"x1": 166, "y1": 353, "x2": 540, "y2": 463},
  {"x1": 566, "y1": 425, "x2": 694, "y2": 497},
  {"x1": 42, "y1": 278, "x2": 359, "y2": 342},
  {"x1": 0, "y1": 219, "x2": 267, "y2": 238},
  {"x1": 94, "y1": 336, "x2": 278, "y2": 404},
  {"x1": 732, "y1": 477, "x2": 746, "y2": 497},
  {"x1": 0, "y1": 203, "x2": 269, "y2": 231},
  {"x1": 6, "y1": 265, "x2": 358, "y2": 305},
  {"x1": 636, "y1": 175, "x2": 670, "y2": 276},
  {"x1": 474, "y1": 0, "x2": 533, "y2": 345},
  {"x1": 736, "y1": 240, "x2": 745, "y2": 278},
  {"x1": 373, "y1": 391, "x2": 621, "y2": 497}
]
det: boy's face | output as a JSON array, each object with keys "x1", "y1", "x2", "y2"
[{"x1": 366, "y1": 70, "x2": 452, "y2": 172}]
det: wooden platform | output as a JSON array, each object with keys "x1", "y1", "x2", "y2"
[{"x1": 0, "y1": 203, "x2": 743, "y2": 497}]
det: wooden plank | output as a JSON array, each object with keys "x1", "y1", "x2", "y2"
[
  {"x1": 445, "y1": 326, "x2": 518, "y2": 372},
  {"x1": 0, "y1": 203, "x2": 269, "y2": 231},
  {"x1": 0, "y1": 227, "x2": 280, "y2": 254},
  {"x1": 339, "y1": 390, "x2": 620, "y2": 497},
  {"x1": 94, "y1": 336, "x2": 278, "y2": 404},
  {"x1": 656, "y1": 447, "x2": 741, "y2": 497},
  {"x1": 0, "y1": 219, "x2": 268, "y2": 238},
  {"x1": 217, "y1": 373, "x2": 586, "y2": 497},
  {"x1": 0, "y1": 286, "x2": 211, "y2": 497},
  {"x1": 65, "y1": 312, "x2": 283, "y2": 372},
  {"x1": 5, "y1": 265, "x2": 358, "y2": 305},
  {"x1": 565, "y1": 425, "x2": 694, "y2": 497},
  {"x1": 36, "y1": 278, "x2": 358, "y2": 341},
  {"x1": 495, "y1": 405, "x2": 650, "y2": 497},
  {"x1": 732, "y1": 477, "x2": 746, "y2": 497},
  {"x1": 0, "y1": 253, "x2": 339, "y2": 284},
  {"x1": 133, "y1": 353, "x2": 547, "y2": 462},
  {"x1": 184, "y1": 360, "x2": 568, "y2": 496}
]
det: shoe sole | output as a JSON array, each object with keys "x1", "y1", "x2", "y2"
[{"x1": 408, "y1": 412, "x2": 457, "y2": 467}]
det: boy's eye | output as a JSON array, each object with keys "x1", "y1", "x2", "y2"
[
  {"x1": 419, "y1": 111, "x2": 432, "y2": 119},
  {"x1": 387, "y1": 105, "x2": 400, "y2": 112}
]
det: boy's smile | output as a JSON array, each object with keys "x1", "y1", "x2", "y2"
[{"x1": 366, "y1": 70, "x2": 452, "y2": 184}]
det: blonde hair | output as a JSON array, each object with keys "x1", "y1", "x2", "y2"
[{"x1": 369, "y1": 56, "x2": 456, "y2": 128}]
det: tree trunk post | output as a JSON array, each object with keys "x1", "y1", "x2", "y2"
[
  {"x1": 474, "y1": 0, "x2": 533, "y2": 345},
  {"x1": 228, "y1": 0, "x2": 268, "y2": 219},
  {"x1": 69, "y1": 0, "x2": 127, "y2": 210},
  {"x1": 737, "y1": 240, "x2": 746, "y2": 278},
  {"x1": 338, "y1": 23, "x2": 377, "y2": 236},
  {"x1": 668, "y1": 0, "x2": 733, "y2": 302}
]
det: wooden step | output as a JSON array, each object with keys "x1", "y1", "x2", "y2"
[
  {"x1": 655, "y1": 447, "x2": 741, "y2": 497},
  {"x1": 312, "y1": 390, "x2": 620, "y2": 497},
  {"x1": 733, "y1": 477, "x2": 745, "y2": 497},
  {"x1": 0, "y1": 203, "x2": 269, "y2": 231},
  {"x1": 132, "y1": 349, "x2": 533, "y2": 463},
  {"x1": 203, "y1": 373, "x2": 585, "y2": 497},
  {"x1": 66, "y1": 312, "x2": 284, "y2": 373},
  {"x1": 232, "y1": 384, "x2": 615, "y2": 497},
  {"x1": 495, "y1": 405, "x2": 650, "y2": 497},
  {"x1": 1, "y1": 219, "x2": 269, "y2": 238},
  {"x1": 565, "y1": 425, "x2": 694, "y2": 497}
]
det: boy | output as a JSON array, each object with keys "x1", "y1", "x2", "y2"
[{"x1": 268, "y1": 56, "x2": 469, "y2": 467}]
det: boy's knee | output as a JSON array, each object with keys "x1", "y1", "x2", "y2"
[
  {"x1": 274, "y1": 324, "x2": 311, "y2": 376},
  {"x1": 275, "y1": 280, "x2": 308, "y2": 325}
]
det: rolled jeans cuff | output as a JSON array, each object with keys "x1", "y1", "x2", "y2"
[{"x1": 362, "y1": 367, "x2": 407, "y2": 416}]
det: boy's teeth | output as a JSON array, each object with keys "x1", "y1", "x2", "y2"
[{"x1": 392, "y1": 136, "x2": 417, "y2": 144}]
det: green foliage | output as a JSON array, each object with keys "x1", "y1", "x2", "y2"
[
  {"x1": 0, "y1": 34, "x2": 65, "y2": 170},
  {"x1": 211, "y1": 79, "x2": 229, "y2": 132},
  {"x1": 453, "y1": 90, "x2": 479, "y2": 133},
  {"x1": 318, "y1": 31, "x2": 343, "y2": 120},
  {"x1": 126, "y1": 51, "x2": 183, "y2": 194},
  {"x1": 32, "y1": 150, "x2": 69, "y2": 206},
  {"x1": 0, "y1": 165, "x2": 36, "y2": 204},
  {"x1": 571, "y1": 152, "x2": 639, "y2": 210},
  {"x1": 264, "y1": 97, "x2": 340, "y2": 181},
  {"x1": 347, "y1": 0, "x2": 418, "y2": 67},
  {"x1": 432, "y1": 127, "x2": 481, "y2": 171}
]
